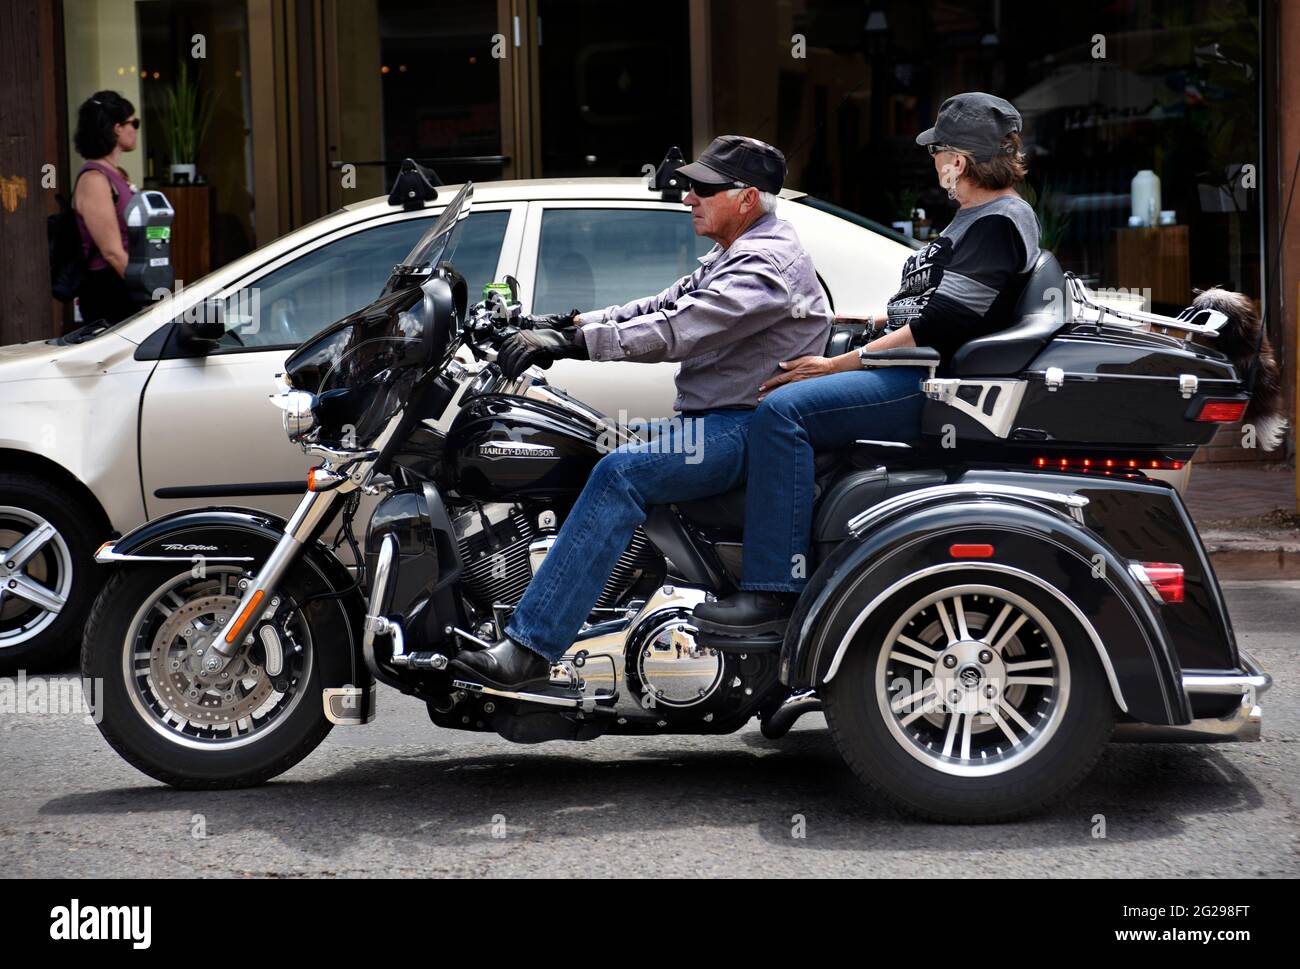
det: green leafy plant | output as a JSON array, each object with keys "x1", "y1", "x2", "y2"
[
  {"x1": 158, "y1": 62, "x2": 215, "y2": 168},
  {"x1": 1019, "y1": 180, "x2": 1072, "y2": 253},
  {"x1": 887, "y1": 187, "x2": 921, "y2": 221}
]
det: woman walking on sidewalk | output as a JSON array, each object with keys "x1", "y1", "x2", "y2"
[{"x1": 72, "y1": 91, "x2": 140, "y2": 327}]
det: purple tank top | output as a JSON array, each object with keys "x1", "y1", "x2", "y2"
[{"x1": 76, "y1": 162, "x2": 134, "y2": 271}]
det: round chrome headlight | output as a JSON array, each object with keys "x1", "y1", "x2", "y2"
[{"x1": 270, "y1": 389, "x2": 317, "y2": 441}]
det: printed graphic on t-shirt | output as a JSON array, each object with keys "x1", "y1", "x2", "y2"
[{"x1": 885, "y1": 236, "x2": 953, "y2": 329}]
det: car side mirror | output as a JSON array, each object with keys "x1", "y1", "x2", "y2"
[{"x1": 176, "y1": 298, "x2": 227, "y2": 351}]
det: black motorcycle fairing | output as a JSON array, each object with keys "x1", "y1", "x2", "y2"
[
  {"x1": 784, "y1": 494, "x2": 1188, "y2": 726},
  {"x1": 283, "y1": 270, "x2": 465, "y2": 447},
  {"x1": 102, "y1": 506, "x2": 371, "y2": 693},
  {"x1": 364, "y1": 482, "x2": 465, "y2": 662}
]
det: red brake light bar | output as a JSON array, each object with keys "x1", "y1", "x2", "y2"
[
  {"x1": 1034, "y1": 456, "x2": 1184, "y2": 471},
  {"x1": 949, "y1": 544, "x2": 995, "y2": 558}
]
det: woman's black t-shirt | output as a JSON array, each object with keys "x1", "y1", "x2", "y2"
[{"x1": 885, "y1": 194, "x2": 1041, "y2": 371}]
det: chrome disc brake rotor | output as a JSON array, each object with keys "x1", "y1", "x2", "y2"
[
  {"x1": 123, "y1": 568, "x2": 312, "y2": 750},
  {"x1": 148, "y1": 593, "x2": 276, "y2": 728}
]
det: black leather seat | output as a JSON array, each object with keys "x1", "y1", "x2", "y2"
[{"x1": 949, "y1": 251, "x2": 1069, "y2": 376}]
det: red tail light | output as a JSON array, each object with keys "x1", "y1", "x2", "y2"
[
  {"x1": 1194, "y1": 399, "x2": 1249, "y2": 423},
  {"x1": 1139, "y1": 562, "x2": 1184, "y2": 604}
]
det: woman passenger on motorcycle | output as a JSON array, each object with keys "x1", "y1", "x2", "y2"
[{"x1": 693, "y1": 92, "x2": 1041, "y2": 637}]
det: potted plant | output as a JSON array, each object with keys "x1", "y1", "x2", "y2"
[
  {"x1": 158, "y1": 62, "x2": 214, "y2": 184},
  {"x1": 1019, "y1": 179, "x2": 1073, "y2": 253}
]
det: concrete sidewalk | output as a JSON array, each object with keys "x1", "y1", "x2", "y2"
[{"x1": 1184, "y1": 464, "x2": 1300, "y2": 578}]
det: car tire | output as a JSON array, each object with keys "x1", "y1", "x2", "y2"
[
  {"x1": 823, "y1": 569, "x2": 1116, "y2": 823},
  {"x1": 0, "y1": 472, "x2": 105, "y2": 676}
]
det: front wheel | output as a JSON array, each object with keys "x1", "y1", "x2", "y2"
[
  {"x1": 82, "y1": 563, "x2": 353, "y2": 788},
  {"x1": 823, "y1": 570, "x2": 1115, "y2": 823}
]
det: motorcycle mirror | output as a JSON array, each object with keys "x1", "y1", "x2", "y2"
[{"x1": 503, "y1": 274, "x2": 520, "y2": 303}]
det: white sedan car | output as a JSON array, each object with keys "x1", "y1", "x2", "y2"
[{"x1": 0, "y1": 177, "x2": 915, "y2": 671}]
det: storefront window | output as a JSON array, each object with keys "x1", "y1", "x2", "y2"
[
  {"x1": 711, "y1": 0, "x2": 1264, "y2": 308},
  {"x1": 535, "y1": 0, "x2": 693, "y2": 177},
  {"x1": 332, "y1": 0, "x2": 505, "y2": 195},
  {"x1": 63, "y1": 0, "x2": 255, "y2": 275}
]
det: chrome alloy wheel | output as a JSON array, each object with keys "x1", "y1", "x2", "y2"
[
  {"x1": 122, "y1": 568, "x2": 312, "y2": 750},
  {"x1": 0, "y1": 506, "x2": 73, "y2": 649},
  {"x1": 874, "y1": 584, "x2": 1070, "y2": 777}
]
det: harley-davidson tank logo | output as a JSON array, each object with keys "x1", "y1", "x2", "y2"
[{"x1": 478, "y1": 442, "x2": 557, "y2": 459}]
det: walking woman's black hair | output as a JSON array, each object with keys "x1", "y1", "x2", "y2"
[{"x1": 74, "y1": 91, "x2": 135, "y2": 160}]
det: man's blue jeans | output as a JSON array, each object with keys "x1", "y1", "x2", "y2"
[
  {"x1": 740, "y1": 367, "x2": 927, "y2": 592},
  {"x1": 507, "y1": 409, "x2": 752, "y2": 662}
]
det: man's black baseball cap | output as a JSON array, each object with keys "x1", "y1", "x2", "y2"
[
  {"x1": 915, "y1": 92, "x2": 1022, "y2": 161},
  {"x1": 676, "y1": 135, "x2": 787, "y2": 195}
]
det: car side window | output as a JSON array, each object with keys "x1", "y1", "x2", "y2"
[
  {"x1": 217, "y1": 210, "x2": 511, "y2": 350},
  {"x1": 533, "y1": 208, "x2": 712, "y2": 314}
]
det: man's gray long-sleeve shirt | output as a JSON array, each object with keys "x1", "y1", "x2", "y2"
[{"x1": 574, "y1": 212, "x2": 832, "y2": 412}]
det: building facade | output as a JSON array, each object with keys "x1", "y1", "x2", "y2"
[{"x1": 2, "y1": 0, "x2": 1297, "y2": 464}]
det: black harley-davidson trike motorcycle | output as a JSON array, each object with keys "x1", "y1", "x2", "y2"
[{"x1": 83, "y1": 180, "x2": 1271, "y2": 822}]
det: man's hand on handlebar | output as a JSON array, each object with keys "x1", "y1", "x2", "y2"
[
  {"x1": 498, "y1": 328, "x2": 589, "y2": 378},
  {"x1": 516, "y1": 309, "x2": 581, "y2": 331}
]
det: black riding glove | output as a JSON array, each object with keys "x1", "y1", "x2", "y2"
[
  {"x1": 498, "y1": 327, "x2": 589, "y2": 378},
  {"x1": 517, "y1": 309, "x2": 580, "y2": 331}
]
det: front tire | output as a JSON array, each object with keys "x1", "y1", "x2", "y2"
[
  {"x1": 82, "y1": 562, "x2": 353, "y2": 789},
  {"x1": 823, "y1": 570, "x2": 1115, "y2": 823}
]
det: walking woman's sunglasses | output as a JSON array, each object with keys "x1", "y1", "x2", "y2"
[
  {"x1": 121, "y1": 118, "x2": 141, "y2": 129},
  {"x1": 926, "y1": 143, "x2": 955, "y2": 156}
]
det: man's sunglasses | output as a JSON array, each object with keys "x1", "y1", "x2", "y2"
[
  {"x1": 685, "y1": 178, "x2": 749, "y2": 198},
  {"x1": 926, "y1": 143, "x2": 955, "y2": 155}
]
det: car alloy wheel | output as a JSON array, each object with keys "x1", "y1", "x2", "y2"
[{"x1": 0, "y1": 505, "x2": 74, "y2": 649}]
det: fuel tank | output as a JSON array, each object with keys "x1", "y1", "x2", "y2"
[{"x1": 446, "y1": 393, "x2": 607, "y2": 501}]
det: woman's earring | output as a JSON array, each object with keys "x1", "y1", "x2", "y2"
[{"x1": 940, "y1": 164, "x2": 958, "y2": 201}]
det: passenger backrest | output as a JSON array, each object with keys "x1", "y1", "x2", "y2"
[{"x1": 949, "y1": 251, "x2": 1069, "y2": 376}]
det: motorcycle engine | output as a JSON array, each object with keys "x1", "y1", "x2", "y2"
[{"x1": 452, "y1": 503, "x2": 661, "y2": 612}]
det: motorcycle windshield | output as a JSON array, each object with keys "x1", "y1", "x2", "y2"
[{"x1": 385, "y1": 182, "x2": 474, "y2": 290}]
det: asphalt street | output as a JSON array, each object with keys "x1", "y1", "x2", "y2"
[{"x1": 1, "y1": 579, "x2": 1295, "y2": 879}]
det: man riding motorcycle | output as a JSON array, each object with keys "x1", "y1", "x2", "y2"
[{"x1": 451, "y1": 135, "x2": 833, "y2": 689}]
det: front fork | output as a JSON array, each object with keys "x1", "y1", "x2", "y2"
[{"x1": 198, "y1": 488, "x2": 341, "y2": 673}]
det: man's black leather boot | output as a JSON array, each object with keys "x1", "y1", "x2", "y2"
[
  {"x1": 691, "y1": 591, "x2": 798, "y2": 637},
  {"x1": 451, "y1": 637, "x2": 552, "y2": 689}
]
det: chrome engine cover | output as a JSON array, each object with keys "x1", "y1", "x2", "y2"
[{"x1": 630, "y1": 610, "x2": 723, "y2": 709}]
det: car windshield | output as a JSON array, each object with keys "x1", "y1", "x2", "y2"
[{"x1": 795, "y1": 195, "x2": 924, "y2": 250}]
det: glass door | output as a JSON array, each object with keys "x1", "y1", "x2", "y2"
[
  {"x1": 532, "y1": 0, "x2": 693, "y2": 177},
  {"x1": 325, "y1": 0, "x2": 515, "y2": 206}
]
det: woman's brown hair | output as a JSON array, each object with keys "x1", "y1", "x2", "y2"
[{"x1": 955, "y1": 132, "x2": 1028, "y2": 190}]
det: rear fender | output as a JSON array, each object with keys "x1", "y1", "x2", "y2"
[{"x1": 784, "y1": 497, "x2": 1190, "y2": 725}]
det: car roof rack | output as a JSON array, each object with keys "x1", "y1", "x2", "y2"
[
  {"x1": 388, "y1": 158, "x2": 442, "y2": 210},
  {"x1": 648, "y1": 146, "x2": 687, "y2": 202},
  {"x1": 1066, "y1": 272, "x2": 1228, "y2": 337}
]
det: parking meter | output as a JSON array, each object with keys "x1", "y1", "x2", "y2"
[{"x1": 123, "y1": 190, "x2": 176, "y2": 302}]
